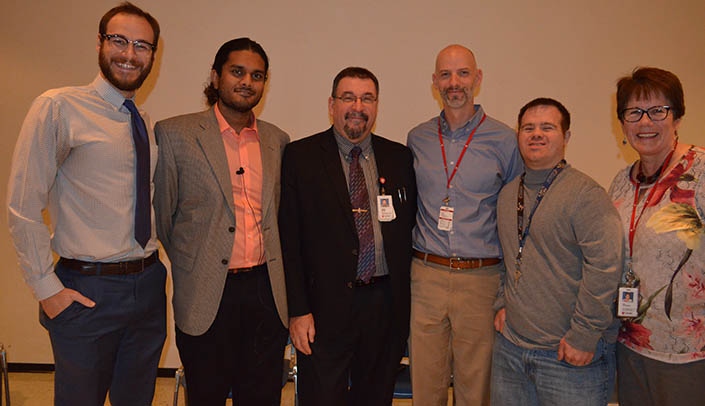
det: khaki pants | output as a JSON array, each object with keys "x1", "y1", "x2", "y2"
[{"x1": 410, "y1": 258, "x2": 501, "y2": 406}]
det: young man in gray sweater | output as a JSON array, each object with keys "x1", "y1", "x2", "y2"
[{"x1": 492, "y1": 98, "x2": 623, "y2": 406}]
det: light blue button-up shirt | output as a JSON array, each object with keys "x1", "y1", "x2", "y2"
[{"x1": 407, "y1": 105, "x2": 523, "y2": 258}]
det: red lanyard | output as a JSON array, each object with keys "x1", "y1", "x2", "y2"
[
  {"x1": 627, "y1": 149, "x2": 675, "y2": 257},
  {"x1": 438, "y1": 113, "x2": 486, "y2": 190}
]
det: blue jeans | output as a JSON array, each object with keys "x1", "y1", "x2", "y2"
[
  {"x1": 40, "y1": 260, "x2": 167, "y2": 406},
  {"x1": 491, "y1": 333, "x2": 615, "y2": 406}
]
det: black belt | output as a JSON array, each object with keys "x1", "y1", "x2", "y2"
[
  {"x1": 355, "y1": 275, "x2": 389, "y2": 287},
  {"x1": 228, "y1": 263, "x2": 267, "y2": 275},
  {"x1": 58, "y1": 252, "x2": 158, "y2": 276}
]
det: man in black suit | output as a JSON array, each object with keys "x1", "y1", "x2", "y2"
[{"x1": 280, "y1": 67, "x2": 416, "y2": 406}]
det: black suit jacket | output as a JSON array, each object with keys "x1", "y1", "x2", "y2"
[{"x1": 279, "y1": 127, "x2": 416, "y2": 350}]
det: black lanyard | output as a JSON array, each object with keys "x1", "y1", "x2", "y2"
[{"x1": 514, "y1": 160, "x2": 567, "y2": 284}]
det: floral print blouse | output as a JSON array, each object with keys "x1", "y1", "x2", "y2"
[{"x1": 610, "y1": 146, "x2": 705, "y2": 364}]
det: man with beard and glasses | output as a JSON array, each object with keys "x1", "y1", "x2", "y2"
[
  {"x1": 153, "y1": 38, "x2": 290, "y2": 405},
  {"x1": 406, "y1": 44, "x2": 523, "y2": 406},
  {"x1": 280, "y1": 67, "x2": 417, "y2": 405},
  {"x1": 7, "y1": 3, "x2": 165, "y2": 405}
]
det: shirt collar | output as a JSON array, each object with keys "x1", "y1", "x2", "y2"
[
  {"x1": 92, "y1": 74, "x2": 129, "y2": 110},
  {"x1": 332, "y1": 126, "x2": 373, "y2": 161},
  {"x1": 214, "y1": 103, "x2": 259, "y2": 139},
  {"x1": 439, "y1": 104, "x2": 486, "y2": 137}
]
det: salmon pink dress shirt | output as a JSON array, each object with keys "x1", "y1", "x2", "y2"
[{"x1": 214, "y1": 104, "x2": 264, "y2": 268}]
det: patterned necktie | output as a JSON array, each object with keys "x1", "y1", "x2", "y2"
[
  {"x1": 123, "y1": 99, "x2": 151, "y2": 248},
  {"x1": 349, "y1": 146, "x2": 376, "y2": 282}
]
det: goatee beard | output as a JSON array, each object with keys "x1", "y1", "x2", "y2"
[
  {"x1": 219, "y1": 87, "x2": 262, "y2": 113},
  {"x1": 343, "y1": 111, "x2": 369, "y2": 140},
  {"x1": 344, "y1": 125, "x2": 364, "y2": 140},
  {"x1": 441, "y1": 87, "x2": 469, "y2": 107}
]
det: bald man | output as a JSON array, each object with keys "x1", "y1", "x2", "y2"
[{"x1": 406, "y1": 45, "x2": 523, "y2": 405}]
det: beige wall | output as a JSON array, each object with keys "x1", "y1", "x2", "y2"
[{"x1": 2, "y1": 0, "x2": 704, "y2": 367}]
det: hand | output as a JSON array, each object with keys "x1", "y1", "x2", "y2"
[
  {"x1": 289, "y1": 313, "x2": 316, "y2": 355},
  {"x1": 494, "y1": 308, "x2": 506, "y2": 333},
  {"x1": 40, "y1": 288, "x2": 95, "y2": 319},
  {"x1": 557, "y1": 337, "x2": 594, "y2": 366}
]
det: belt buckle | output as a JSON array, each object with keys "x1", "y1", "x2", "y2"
[{"x1": 448, "y1": 257, "x2": 464, "y2": 270}]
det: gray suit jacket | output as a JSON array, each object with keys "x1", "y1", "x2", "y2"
[{"x1": 154, "y1": 108, "x2": 289, "y2": 335}]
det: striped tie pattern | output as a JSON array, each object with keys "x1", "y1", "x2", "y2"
[{"x1": 349, "y1": 146, "x2": 375, "y2": 282}]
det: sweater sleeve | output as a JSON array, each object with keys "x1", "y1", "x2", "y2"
[{"x1": 564, "y1": 182, "x2": 623, "y2": 352}]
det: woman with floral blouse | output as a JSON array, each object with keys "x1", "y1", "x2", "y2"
[{"x1": 609, "y1": 67, "x2": 705, "y2": 406}]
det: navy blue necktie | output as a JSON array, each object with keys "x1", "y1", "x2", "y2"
[
  {"x1": 123, "y1": 99, "x2": 151, "y2": 248},
  {"x1": 349, "y1": 147, "x2": 375, "y2": 282}
]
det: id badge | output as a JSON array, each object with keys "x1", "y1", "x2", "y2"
[
  {"x1": 377, "y1": 195, "x2": 396, "y2": 222},
  {"x1": 438, "y1": 206, "x2": 454, "y2": 231},
  {"x1": 617, "y1": 287, "x2": 639, "y2": 318}
]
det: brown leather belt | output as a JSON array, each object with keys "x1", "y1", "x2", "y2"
[
  {"x1": 355, "y1": 274, "x2": 389, "y2": 287},
  {"x1": 228, "y1": 263, "x2": 267, "y2": 275},
  {"x1": 413, "y1": 250, "x2": 500, "y2": 270},
  {"x1": 58, "y1": 252, "x2": 158, "y2": 276}
]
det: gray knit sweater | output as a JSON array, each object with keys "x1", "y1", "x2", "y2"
[{"x1": 495, "y1": 165, "x2": 623, "y2": 353}]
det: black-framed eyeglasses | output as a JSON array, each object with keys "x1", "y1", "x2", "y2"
[
  {"x1": 334, "y1": 93, "x2": 378, "y2": 105},
  {"x1": 621, "y1": 106, "x2": 671, "y2": 123},
  {"x1": 101, "y1": 34, "x2": 156, "y2": 54}
]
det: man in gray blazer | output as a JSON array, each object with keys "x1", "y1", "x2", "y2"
[{"x1": 154, "y1": 38, "x2": 290, "y2": 406}]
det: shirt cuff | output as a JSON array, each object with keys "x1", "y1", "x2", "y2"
[
  {"x1": 31, "y1": 273, "x2": 65, "y2": 301},
  {"x1": 564, "y1": 327, "x2": 602, "y2": 354}
]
